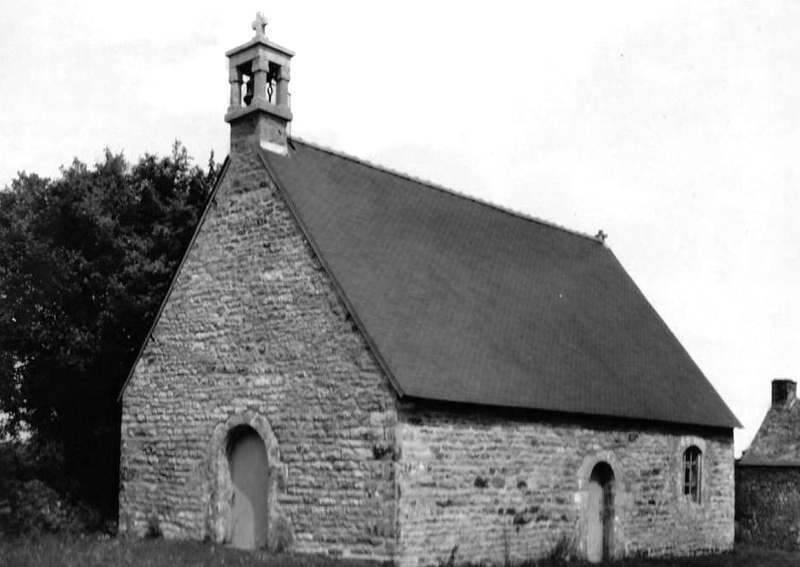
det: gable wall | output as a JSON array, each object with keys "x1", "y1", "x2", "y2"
[
  {"x1": 396, "y1": 404, "x2": 734, "y2": 566},
  {"x1": 119, "y1": 147, "x2": 398, "y2": 560}
]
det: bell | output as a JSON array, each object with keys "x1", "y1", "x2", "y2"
[{"x1": 243, "y1": 76, "x2": 254, "y2": 106}]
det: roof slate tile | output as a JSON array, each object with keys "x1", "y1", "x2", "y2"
[{"x1": 261, "y1": 139, "x2": 740, "y2": 429}]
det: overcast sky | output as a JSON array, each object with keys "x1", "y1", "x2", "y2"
[{"x1": 2, "y1": 1, "x2": 798, "y2": 455}]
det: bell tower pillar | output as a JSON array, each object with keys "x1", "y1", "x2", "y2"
[{"x1": 225, "y1": 13, "x2": 294, "y2": 155}]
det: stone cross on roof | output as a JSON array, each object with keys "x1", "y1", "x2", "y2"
[{"x1": 252, "y1": 12, "x2": 268, "y2": 39}]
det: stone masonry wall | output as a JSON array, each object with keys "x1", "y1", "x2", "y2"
[
  {"x1": 736, "y1": 466, "x2": 800, "y2": 549},
  {"x1": 119, "y1": 146, "x2": 399, "y2": 560},
  {"x1": 396, "y1": 404, "x2": 734, "y2": 566}
]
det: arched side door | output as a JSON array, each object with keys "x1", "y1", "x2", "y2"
[
  {"x1": 586, "y1": 462, "x2": 615, "y2": 563},
  {"x1": 228, "y1": 428, "x2": 270, "y2": 549}
]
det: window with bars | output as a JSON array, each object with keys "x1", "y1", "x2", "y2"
[{"x1": 683, "y1": 446, "x2": 702, "y2": 502}]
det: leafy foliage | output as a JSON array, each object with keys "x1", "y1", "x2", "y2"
[{"x1": 0, "y1": 142, "x2": 218, "y2": 513}]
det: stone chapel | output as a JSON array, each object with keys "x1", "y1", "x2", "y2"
[{"x1": 118, "y1": 15, "x2": 741, "y2": 565}]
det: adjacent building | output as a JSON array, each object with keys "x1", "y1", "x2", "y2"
[{"x1": 736, "y1": 379, "x2": 800, "y2": 549}]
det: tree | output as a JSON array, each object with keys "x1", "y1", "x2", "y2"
[{"x1": 0, "y1": 142, "x2": 218, "y2": 513}]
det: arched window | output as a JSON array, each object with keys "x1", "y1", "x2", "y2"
[{"x1": 683, "y1": 446, "x2": 702, "y2": 502}]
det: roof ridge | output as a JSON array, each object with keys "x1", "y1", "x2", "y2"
[{"x1": 289, "y1": 136, "x2": 604, "y2": 244}]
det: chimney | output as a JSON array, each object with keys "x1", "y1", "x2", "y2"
[
  {"x1": 771, "y1": 379, "x2": 797, "y2": 409},
  {"x1": 225, "y1": 13, "x2": 294, "y2": 156}
]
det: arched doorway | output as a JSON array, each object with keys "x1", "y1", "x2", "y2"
[
  {"x1": 226, "y1": 425, "x2": 269, "y2": 549},
  {"x1": 586, "y1": 462, "x2": 615, "y2": 563}
]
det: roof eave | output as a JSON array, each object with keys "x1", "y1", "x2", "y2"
[
  {"x1": 400, "y1": 390, "x2": 740, "y2": 430},
  {"x1": 400, "y1": 394, "x2": 739, "y2": 431}
]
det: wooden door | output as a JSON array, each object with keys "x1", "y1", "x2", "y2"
[
  {"x1": 586, "y1": 462, "x2": 614, "y2": 563},
  {"x1": 228, "y1": 430, "x2": 269, "y2": 549},
  {"x1": 587, "y1": 475, "x2": 603, "y2": 563}
]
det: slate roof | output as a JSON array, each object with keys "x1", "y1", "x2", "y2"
[
  {"x1": 260, "y1": 139, "x2": 740, "y2": 429},
  {"x1": 739, "y1": 400, "x2": 800, "y2": 466}
]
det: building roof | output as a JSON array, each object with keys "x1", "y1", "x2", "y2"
[
  {"x1": 260, "y1": 139, "x2": 740, "y2": 429},
  {"x1": 739, "y1": 400, "x2": 800, "y2": 466}
]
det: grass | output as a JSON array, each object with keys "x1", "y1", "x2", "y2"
[
  {"x1": 0, "y1": 534, "x2": 381, "y2": 567},
  {"x1": 601, "y1": 546, "x2": 800, "y2": 567},
  {"x1": 1, "y1": 536, "x2": 799, "y2": 567}
]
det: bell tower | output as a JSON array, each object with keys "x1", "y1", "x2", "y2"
[{"x1": 225, "y1": 13, "x2": 294, "y2": 155}]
